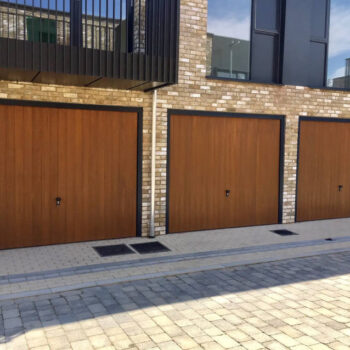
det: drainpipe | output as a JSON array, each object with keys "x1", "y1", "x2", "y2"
[{"x1": 149, "y1": 89, "x2": 157, "y2": 238}]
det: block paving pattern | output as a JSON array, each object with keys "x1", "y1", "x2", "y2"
[{"x1": 1, "y1": 251, "x2": 350, "y2": 349}]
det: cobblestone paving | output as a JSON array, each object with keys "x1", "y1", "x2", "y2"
[{"x1": 1, "y1": 252, "x2": 350, "y2": 350}]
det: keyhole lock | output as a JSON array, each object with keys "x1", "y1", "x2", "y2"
[
  {"x1": 225, "y1": 190, "x2": 231, "y2": 197},
  {"x1": 56, "y1": 197, "x2": 62, "y2": 206},
  {"x1": 338, "y1": 185, "x2": 344, "y2": 192}
]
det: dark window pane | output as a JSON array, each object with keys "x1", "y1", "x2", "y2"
[
  {"x1": 311, "y1": 0, "x2": 327, "y2": 39},
  {"x1": 26, "y1": 17, "x2": 57, "y2": 44},
  {"x1": 327, "y1": 0, "x2": 350, "y2": 89},
  {"x1": 207, "y1": 0, "x2": 251, "y2": 80},
  {"x1": 255, "y1": 0, "x2": 279, "y2": 31}
]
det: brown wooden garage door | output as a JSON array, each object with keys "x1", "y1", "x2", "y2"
[
  {"x1": 0, "y1": 103, "x2": 139, "y2": 249},
  {"x1": 168, "y1": 113, "x2": 282, "y2": 233},
  {"x1": 297, "y1": 119, "x2": 350, "y2": 222}
]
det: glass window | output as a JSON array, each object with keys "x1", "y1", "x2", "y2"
[
  {"x1": 206, "y1": 0, "x2": 252, "y2": 80},
  {"x1": 27, "y1": 17, "x2": 57, "y2": 44},
  {"x1": 327, "y1": 0, "x2": 350, "y2": 89}
]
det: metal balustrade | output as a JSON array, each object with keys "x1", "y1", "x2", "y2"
[{"x1": 0, "y1": 0, "x2": 179, "y2": 90}]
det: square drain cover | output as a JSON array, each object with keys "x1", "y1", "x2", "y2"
[
  {"x1": 131, "y1": 241, "x2": 170, "y2": 254},
  {"x1": 271, "y1": 229, "x2": 298, "y2": 236},
  {"x1": 94, "y1": 244, "x2": 135, "y2": 257}
]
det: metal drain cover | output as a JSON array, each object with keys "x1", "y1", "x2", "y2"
[
  {"x1": 130, "y1": 241, "x2": 170, "y2": 254},
  {"x1": 93, "y1": 244, "x2": 135, "y2": 257}
]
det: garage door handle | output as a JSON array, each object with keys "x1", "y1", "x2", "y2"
[
  {"x1": 56, "y1": 197, "x2": 62, "y2": 206},
  {"x1": 225, "y1": 190, "x2": 231, "y2": 197},
  {"x1": 338, "y1": 185, "x2": 343, "y2": 192}
]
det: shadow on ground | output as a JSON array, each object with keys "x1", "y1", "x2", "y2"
[{"x1": 1, "y1": 251, "x2": 350, "y2": 344}]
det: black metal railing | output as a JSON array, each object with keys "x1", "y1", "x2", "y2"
[{"x1": 0, "y1": 0, "x2": 179, "y2": 89}]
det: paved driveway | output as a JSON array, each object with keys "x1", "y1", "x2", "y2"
[{"x1": 1, "y1": 252, "x2": 350, "y2": 350}]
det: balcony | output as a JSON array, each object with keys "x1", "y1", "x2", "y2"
[{"x1": 0, "y1": 0, "x2": 179, "y2": 91}]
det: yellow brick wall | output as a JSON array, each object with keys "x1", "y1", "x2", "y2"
[
  {"x1": 155, "y1": 0, "x2": 350, "y2": 232},
  {"x1": 1, "y1": 0, "x2": 350, "y2": 236}
]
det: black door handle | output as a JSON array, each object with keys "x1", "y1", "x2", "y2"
[
  {"x1": 338, "y1": 185, "x2": 343, "y2": 192},
  {"x1": 56, "y1": 197, "x2": 62, "y2": 206},
  {"x1": 225, "y1": 190, "x2": 231, "y2": 197}
]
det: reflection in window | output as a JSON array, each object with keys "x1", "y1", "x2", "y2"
[
  {"x1": 327, "y1": 0, "x2": 350, "y2": 89},
  {"x1": 206, "y1": 0, "x2": 251, "y2": 80},
  {"x1": 27, "y1": 17, "x2": 57, "y2": 44}
]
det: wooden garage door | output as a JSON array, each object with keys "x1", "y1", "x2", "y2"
[
  {"x1": 168, "y1": 114, "x2": 282, "y2": 233},
  {"x1": 297, "y1": 119, "x2": 350, "y2": 222},
  {"x1": 0, "y1": 104, "x2": 138, "y2": 249}
]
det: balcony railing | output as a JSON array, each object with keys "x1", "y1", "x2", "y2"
[{"x1": 0, "y1": 0, "x2": 179, "y2": 90}]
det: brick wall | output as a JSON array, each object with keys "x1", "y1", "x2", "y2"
[
  {"x1": 155, "y1": 0, "x2": 350, "y2": 231},
  {"x1": 1, "y1": 0, "x2": 350, "y2": 236}
]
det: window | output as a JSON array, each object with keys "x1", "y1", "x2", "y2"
[
  {"x1": 27, "y1": 17, "x2": 57, "y2": 44},
  {"x1": 206, "y1": 0, "x2": 251, "y2": 80},
  {"x1": 327, "y1": 0, "x2": 350, "y2": 89}
]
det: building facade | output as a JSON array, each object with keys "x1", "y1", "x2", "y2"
[{"x1": 1, "y1": 0, "x2": 350, "y2": 249}]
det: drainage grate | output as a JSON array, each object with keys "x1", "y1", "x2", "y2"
[
  {"x1": 131, "y1": 241, "x2": 170, "y2": 254},
  {"x1": 271, "y1": 229, "x2": 298, "y2": 236},
  {"x1": 93, "y1": 244, "x2": 135, "y2": 257}
]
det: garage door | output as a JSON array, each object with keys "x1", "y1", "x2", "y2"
[
  {"x1": 168, "y1": 113, "x2": 283, "y2": 233},
  {"x1": 0, "y1": 103, "x2": 139, "y2": 249},
  {"x1": 297, "y1": 119, "x2": 350, "y2": 222}
]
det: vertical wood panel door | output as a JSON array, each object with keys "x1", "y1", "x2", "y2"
[
  {"x1": 57, "y1": 109, "x2": 138, "y2": 243},
  {"x1": 169, "y1": 114, "x2": 281, "y2": 233},
  {"x1": 0, "y1": 105, "x2": 59, "y2": 249},
  {"x1": 297, "y1": 120, "x2": 350, "y2": 222},
  {"x1": 0, "y1": 105, "x2": 138, "y2": 250}
]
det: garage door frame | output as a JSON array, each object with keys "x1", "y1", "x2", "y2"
[
  {"x1": 0, "y1": 98, "x2": 143, "y2": 237},
  {"x1": 295, "y1": 116, "x2": 350, "y2": 222},
  {"x1": 166, "y1": 109, "x2": 286, "y2": 233}
]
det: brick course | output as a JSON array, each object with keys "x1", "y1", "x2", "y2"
[{"x1": 1, "y1": 0, "x2": 350, "y2": 236}]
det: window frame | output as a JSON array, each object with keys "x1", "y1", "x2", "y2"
[
  {"x1": 325, "y1": 0, "x2": 350, "y2": 90},
  {"x1": 206, "y1": 0, "x2": 283, "y2": 85},
  {"x1": 206, "y1": 0, "x2": 254, "y2": 82},
  {"x1": 205, "y1": 0, "x2": 350, "y2": 92}
]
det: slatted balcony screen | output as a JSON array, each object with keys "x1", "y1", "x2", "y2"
[{"x1": 0, "y1": 0, "x2": 179, "y2": 88}]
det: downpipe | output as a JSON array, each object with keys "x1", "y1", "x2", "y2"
[{"x1": 149, "y1": 89, "x2": 157, "y2": 238}]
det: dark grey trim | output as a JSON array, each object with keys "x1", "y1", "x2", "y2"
[
  {"x1": 205, "y1": 75, "x2": 283, "y2": 86},
  {"x1": 279, "y1": 114, "x2": 286, "y2": 223},
  {"x1": 136, "y1": 109, "x2": 143, "y2": 237},
  {"x1": 0, "y1": 98, "x2": 143, "y2": 237},
  {"x1": 166, "y1": 109, "x2": 286, "y2": 234},
  {"x1": 295, "y1": 116, "x2": 350, "y2": 222},
  {"x1": 299, "y1": 116, "x2": 350, "y2": 123}
]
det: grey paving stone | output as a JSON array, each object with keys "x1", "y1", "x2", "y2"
[{"x1": 2, "y1": 251, "x2": 350, "y2": 349}]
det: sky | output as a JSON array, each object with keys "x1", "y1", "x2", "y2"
[
  {"x1": 207, "y1": 0, "x2": 251, "y2": 41},
  {"x1": 327, "y1": 0, "x2": 350, "y2": 83}
]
